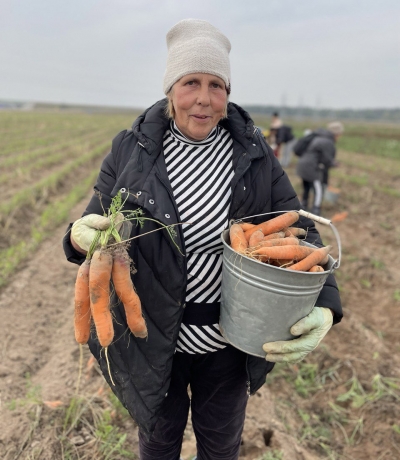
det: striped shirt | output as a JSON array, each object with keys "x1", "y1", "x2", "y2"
[{"x1": 163, "y1": 121, "x2": 234, "y2": 353}]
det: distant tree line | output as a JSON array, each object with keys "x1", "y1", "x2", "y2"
[
  {"x1": 1, "y1": 99, "x2": 399, "y2": 122},
  {"x1": 244, "y1": 105, "x2": 400, "y2": 123}
]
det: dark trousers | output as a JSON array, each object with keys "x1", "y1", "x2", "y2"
[
  {"x1": 139, "y1": 345, "x2": 249, "y2": 460},
  {"x1": 301, "y1": 179, "x2": 323, "y2": 214}
]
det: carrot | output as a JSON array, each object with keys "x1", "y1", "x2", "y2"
[
  {"x1": 309, "y1": 265, "x2": 325, "y2": 273},
  {"x1": 244, "y1": 211, "x2": 299, "y2": 239},
  {"x1": 248, "y1": 229, "x2": 264, "y2": 247},
  {"x1": 230, "y1": 224, "x2": 248, "y2": 253},
  {"x1": 239, "y1": 222, "x2": 255, "y2": 231},
  {"x1": 112, "y1": 248, "x2": 147, "y2": 338},
  {"x1": 270, "y1": 259, "x2": 294, "y2": 268},
  {"x1": 89, "y1": 249, "x2": 114, "y2": 347},
  {"x1": 331, "y1": 211, "x2": 348, "y2": 222},
  {"x1": 263, "y1": 231, "x2": 286, "y2": 240},
  {"x1": 284, "y1": 227, "x2": 307, "y2": 238},
  {"x1": 74, "y1": 260, "x2": 91, "y2": 344},
  {"x1": 255, "y1": 237, "x2": 300, "y2": 248},
  {"x1": 288, "y1": 245, "x2": 332, "y2": 272},
  {"x1": 320, "y1": 254, "x2": 330, "y2": 265},
  {"x1": 253, "y1": 245, "x2": 316, "y2": 262}
]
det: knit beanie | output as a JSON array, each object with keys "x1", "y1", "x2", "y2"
[{"x1": 163, "y1": 19, "x2": 231, "y2": 95}]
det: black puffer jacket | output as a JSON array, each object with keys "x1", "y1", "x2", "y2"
[
  {"x1": 64, "y1": 100, "x2": 342, "y2": 438},
  {"x1": 296, "y1": 129, "x2": 337, "y2": 183}
]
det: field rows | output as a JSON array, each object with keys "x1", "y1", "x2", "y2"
[
  {"x1": 1, "y1": 110, "x2": 400, "y2": 459},
  {"x1": 0, "y1": 132, "x2": 109, "y2": 191},
  {"x1": 0, "y1": 110, "x2": 137, "y2": 286}
]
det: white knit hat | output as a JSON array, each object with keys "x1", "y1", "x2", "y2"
[{"x1": 163, "y1": 19, "x2": 231, "y2": 95}]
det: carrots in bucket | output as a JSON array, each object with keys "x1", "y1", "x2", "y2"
[
  {"x1": 229, "y1": 224, "x2": 248, "y2": 253},
  {"x1": 244, "y1": 211, "x2": 299, "y2": 240},
  {"x1": 231, "y1": 211, "x2": 332, "y2": 272},
  {"x1": 248, "y1": 229, "x2": 264, "y2": 247},
  {"x1": 288, "y1": 246, "x2": 332, "y2": 272}
]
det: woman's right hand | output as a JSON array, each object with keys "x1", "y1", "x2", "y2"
[{"x1": 71, "y1": 214, "x2": 111, "y2": 254}]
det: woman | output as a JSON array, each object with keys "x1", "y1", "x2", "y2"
[
  {"x1": 296, "y1": 122, "x2": 343, "y2": 215},
  {"x1": 64, "y1": 19, "x2": 342, "y2": 460}
]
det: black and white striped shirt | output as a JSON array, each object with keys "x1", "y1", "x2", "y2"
[{"x1": 163, "y1": 121, "x2": 234, "y2": 354}]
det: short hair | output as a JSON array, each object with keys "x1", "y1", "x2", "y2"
[{"x1": 327, "y1": 121, "x2": 344, "y2": 136}]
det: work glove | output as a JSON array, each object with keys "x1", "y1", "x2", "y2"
[
  {"x1": 262, "y1": 307, "x2": 333, "y2": 363},
  {"x1": 71, "y1": 214, "x2": 111, "y2": 252}
]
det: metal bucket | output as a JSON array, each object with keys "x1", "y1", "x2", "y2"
[{"x1": 219, "y1": 214, "x2": 340, "y2": 357}]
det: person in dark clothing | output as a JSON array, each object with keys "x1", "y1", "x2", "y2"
[
  {"x1": 277, "y1": 124, "x2": 296, "y2": 167},
  {"x1": 269, "y1": 112, "x2": 295, "y2": 166},
  {"x1": 268, "y1": 112, "x2": 281, "y2": 157},
  {"x1": 63, "y1": 19, "x2": 342, "y2": 460},
  {"x1": 296, "y1": 122, "x2": 344, "y2": 215}
]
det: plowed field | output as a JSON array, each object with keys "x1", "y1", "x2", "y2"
[{"x1": 1, "y1": 111, "x2": 399, "y2": 460}]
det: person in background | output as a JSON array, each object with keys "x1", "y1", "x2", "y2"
[
  {"x1": 63, "y1": 19, "x2": 342, "y2": 460},
  {"x1": 269, "y1": 112, "x2": 295, "y2": 166},
  {"x1": 296, "y1": 121, "x2": 344, "y2": 215},
  {"x1": 268, "y1": 112, "x2": 281, "y2": 157}
]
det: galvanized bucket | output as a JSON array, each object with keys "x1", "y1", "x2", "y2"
[{"x1": 219, "y1": 210, "x2": 340, "y2": 358}]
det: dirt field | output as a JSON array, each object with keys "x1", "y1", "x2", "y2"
[{"x1": 1, "y1": 113, "x2": 400, "y2": 460}]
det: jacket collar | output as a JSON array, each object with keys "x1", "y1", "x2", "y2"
[
  {"x1": 131, "y1": 99, "x2": 170, "y2": 154},
  {"x1": 220, "y1": 102, "x2": 256, "y2": 143}
]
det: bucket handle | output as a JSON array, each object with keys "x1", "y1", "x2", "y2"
[
  {"x1": 232, "y1": 209, "x2": 341, "y2": 271},
  {"x1": 298, "y1": 210, "x2": 341, "y2": 271}
]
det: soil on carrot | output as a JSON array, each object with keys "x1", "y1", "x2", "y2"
[{"x1": 1, "y1": 149, "x2": 400, "y2": 460}]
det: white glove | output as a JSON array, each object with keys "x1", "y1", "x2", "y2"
[
  {"x1": 71, "y1": 214, "x2": 111, "y2": 252},
  {"x1": 262, "y1": 307, "x2": 333, "y2": 363}
]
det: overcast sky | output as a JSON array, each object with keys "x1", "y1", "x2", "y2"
[{"x1": 1, "y1": 0, "x2": 399, "y2": 110}]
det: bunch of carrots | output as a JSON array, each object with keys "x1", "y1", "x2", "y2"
[
  {"x1": 229, "y1": 211, "x2": 332, "y2": 272},
  {"x1": 73, "y1": 192, "x2": 183, "y2": 349},
  {"x1": 73, "y1": 193, "x2": 148, "y2": 349}
]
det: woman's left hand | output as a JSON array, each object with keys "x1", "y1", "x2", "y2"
[{"x1": 262, "y1": 307, "x2": 333, "y2": 363}]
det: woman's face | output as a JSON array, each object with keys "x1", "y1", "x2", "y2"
[{"x1": 170, "y1": 73, "x2": 228, "y2": 141}]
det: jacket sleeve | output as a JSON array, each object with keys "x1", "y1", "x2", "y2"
[{"x1": 62, "y1": 130, "x2": 127, "y2": 265}]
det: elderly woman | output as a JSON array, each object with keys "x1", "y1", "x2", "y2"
[{"x1": 64, "y1": 19, "x2": 342, "y2": 460}]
